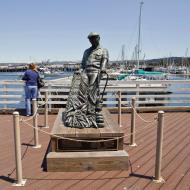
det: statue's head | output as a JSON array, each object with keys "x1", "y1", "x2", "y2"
[{"x1": 87, "y1": 32, "x2": 100, "y2": 47}]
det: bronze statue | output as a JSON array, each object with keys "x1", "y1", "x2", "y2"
[{"x1": 64, "y1": 32, "x2": 109, "y2": 128}]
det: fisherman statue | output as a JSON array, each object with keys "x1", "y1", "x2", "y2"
[{"x1": 63, "y1": 32, "x2": 109, "y2": 128}]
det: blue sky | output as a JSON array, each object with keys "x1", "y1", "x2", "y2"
[{"x1": 0, "y1": 0, "x2": 189, "y2": 62}]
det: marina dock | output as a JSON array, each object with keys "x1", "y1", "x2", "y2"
[
  {"x1": 0, "y1": 111, "x2": 189, "y2": 189},
  {"x1": 0, "y1": 78, "x2": 190, "y2": 189}
]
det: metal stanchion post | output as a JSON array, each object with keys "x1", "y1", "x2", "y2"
[
  {"x1": 118, "y1": 91, "x2": 122, "y2": 127},
  {"x1": 32, "y1": 99, "x2": 41, "y2": 148},
  {"x1": 48, "y1": 83, "x2": 52, "y2": 112},
  {"x1": 44, "y1": 91, "x2": 49, "y2": 128},
  {"x1": 153, "y1": 111, "x2": 165, "y2": 183},
  {"x1": 129, "y1": 97, "x2": 137, "y2": 146},
  {"x1": 12, "y1": 112, "x2": 26, "y2": 186}
]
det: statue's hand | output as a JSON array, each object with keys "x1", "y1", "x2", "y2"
[
  {"x1": 75, "y1": 69, "x2": 84, "y2": 75},
  {"x1": 101, "y1": 69, "x2": 107, "y2": 74},
  {"x1": 74, "y1": 70, "x2": 81, "y2": 74}
]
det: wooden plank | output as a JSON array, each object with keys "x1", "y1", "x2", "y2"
[
  {"x1": 98, "y1": 109, "x2": 119, "y2": 137},
  {"x1": 126, "y1": 114, "x2": 189, "y2": 187},
  {"x1": 113, "y1": 115, "x2": 190, "y2": 190},
  {"x1": 75, "y1": 127, "x2": 88, "y2": 138},
  {"x1": 51, "y1": 108, "x2": 123, "y2": 139},
  {"x1": 47, "y1": 150, "x2": 129, "y2": 172},
  {"x1": 175, "y1": 170, "x2": 190, "y2": 190},
  {"x1": 51, "y1": 109, "x2": 76, "y2": 138},
  {"x1": 0, "y1": 112, "x2": 190, "y2": 190},
  {"x1": 51, "y1": 138, "x2": 57, "y2": 152},
  {"x1": 141, "y1": 135, "x2": 190, "y2": 190},
  {"x1": 103, "y1": 108, "x2": 124, "y2": 136},
  {"x1": 87, "y1": 127, "x2": 100, "y2": 138},
  {"x1": 158, "y1": 153, "x2": 190, "y2": 190},
  {"x1": 50, "y1": 108, "x2": 63, "y2": 135}
]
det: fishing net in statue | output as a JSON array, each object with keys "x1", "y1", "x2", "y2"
[{"x1": 64, "y1": 71, "x2": 98, "y2": 128}]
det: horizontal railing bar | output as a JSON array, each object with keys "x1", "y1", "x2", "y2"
[
  {"x1": 104, "y1": 94, "x2": 190, "y2": 98},
  {"x1": 109, "y1": 80, "x2": 190, "y2": 85},
  {"x1": 1, "y1": 79, "x2": 190, "y2": 85},
  {"x1": 40, "y1": 89, "x2": 70, "y2": 92},
  {"x1": 1, "y1": 87, "x2": 189, "y2": 93},
  {"x1": 39, "y1": 95, "x2": 68, "y2": 98},
  {"x1": 1, "y1": 93, "x2": 190, "y2": 99},
  {"x1": 171, "y1": 88, "x2": 190, "y2": 92},
  {"x1": 0, "y1": 88, "x2": 23, "y2": 92},
  {"x1": 37, "y1": 99, "x2": 190, "y2": 105},
  {"x1": 105, "y1": 89, "x2": 168, "y2": 92},
  {"x1": 0, "y1": 101, "x2": 24, "y2": 104},
  {"x1": 0, "y1": 81, "x2": 24, "y2": 85},
  {"x1": 0, "y1": 95, "x2": 23, "y2": 98}
]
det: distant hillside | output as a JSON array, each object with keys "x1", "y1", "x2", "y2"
[
  {"x1": 146, "y1": 57, "x2": 190, "y2": 66},
  {"x1": 110, "y1": 56, "x2": 190, "y2": 67}
]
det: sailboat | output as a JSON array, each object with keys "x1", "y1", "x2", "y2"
[{"x1": 126, "y1": 1, "x2": 168, "y2": 81}]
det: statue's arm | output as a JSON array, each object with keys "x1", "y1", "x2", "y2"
[
  {"x1": 101, "y1": 49, "x2": 109, "y2": 72},
  {"x1": 81, "y1": 50, "x2": 87, "y2": 70}
]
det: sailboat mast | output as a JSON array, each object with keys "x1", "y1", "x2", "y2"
[
  {"x1": 121, "y1": 44, "x2": 125, "y2": 67},
  {"x1": 137, "y1": 1, "x2": 144, "y2": 69}
]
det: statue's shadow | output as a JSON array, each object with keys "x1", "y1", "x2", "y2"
[{"x1": 41, "y1": 141, "x2": 51, "y2": 171}]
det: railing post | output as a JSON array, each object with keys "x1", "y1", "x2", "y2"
[
  {"x1": 48, "y1": 83, "x2": 52, "y2": 112},
  {"x1": 12, "y1": 112, "x2": 26, "y2": 186},
  {"x1": 3, "y1": 82, "x2": 7, "y2": 109},
  {"x1": 32, "y1": 99, "x2": 41, "y2": 148},
  {"x1": 154, "y1": 111, "x2": 165, "y2": 183},
  {"x1": 136, "y1": 83, "x2": 139, "y2": 107},
  {"x1": 130, "y1": 97, "x2": 137, "y2": 146},
  {"x1": 118, "y1": 91, "x2": 122, "y2": 127},
  {"x1": 44, "y1": 91, "x2": 49, "y2": 128}
]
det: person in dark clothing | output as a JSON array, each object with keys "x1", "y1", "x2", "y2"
[{"x1": 22, "y1": 63, "x2": 39, "y2": 116}]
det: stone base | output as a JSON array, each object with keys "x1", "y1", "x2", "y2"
[
  {"x1": 47, "y1": 150, "x2": 129, "y2": 172},
  {"x1": 46, "y1": 108, "x2": 129, "y2": 172}
]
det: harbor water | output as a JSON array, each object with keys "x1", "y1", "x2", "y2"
[
  {"x1": 0, "y1": 72, "x2": 73, "y2": 108},
  {"x1": 0, "y1": 72, "x2": 190, "y2": 108}
]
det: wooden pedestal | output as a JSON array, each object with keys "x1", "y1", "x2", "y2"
[{"x1": 46, "y1": 108, "x2": 129, "y2": 172}]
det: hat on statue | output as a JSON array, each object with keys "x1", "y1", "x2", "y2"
[{"x1": 87, "y1": 32, "x2": 100, "y2": 39}]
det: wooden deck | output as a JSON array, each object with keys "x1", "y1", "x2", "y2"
[{"x1": 0, "y1": 110, "x2": 190, "y2": 190}]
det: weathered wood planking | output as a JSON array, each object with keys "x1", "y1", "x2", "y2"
[
  {"x1": 51, "y1": 108, "x2": 124, "y2": 139},
  {"x1": 50, "y1": 108, "x2": 125, "y2": 152},
  {"x1": 47, "y1": 150, "x2": 129, "y2": 172}
]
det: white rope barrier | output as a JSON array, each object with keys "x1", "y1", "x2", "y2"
[
  {"x1": 20, "y1": 117, "x2": 157, "y2": 143},
  {"x1": 17, "y1": 94, "x2": 158, "y2": 144},
  {"x1": 128, "y1": 101, "x2": 157, "y2": 123}
]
